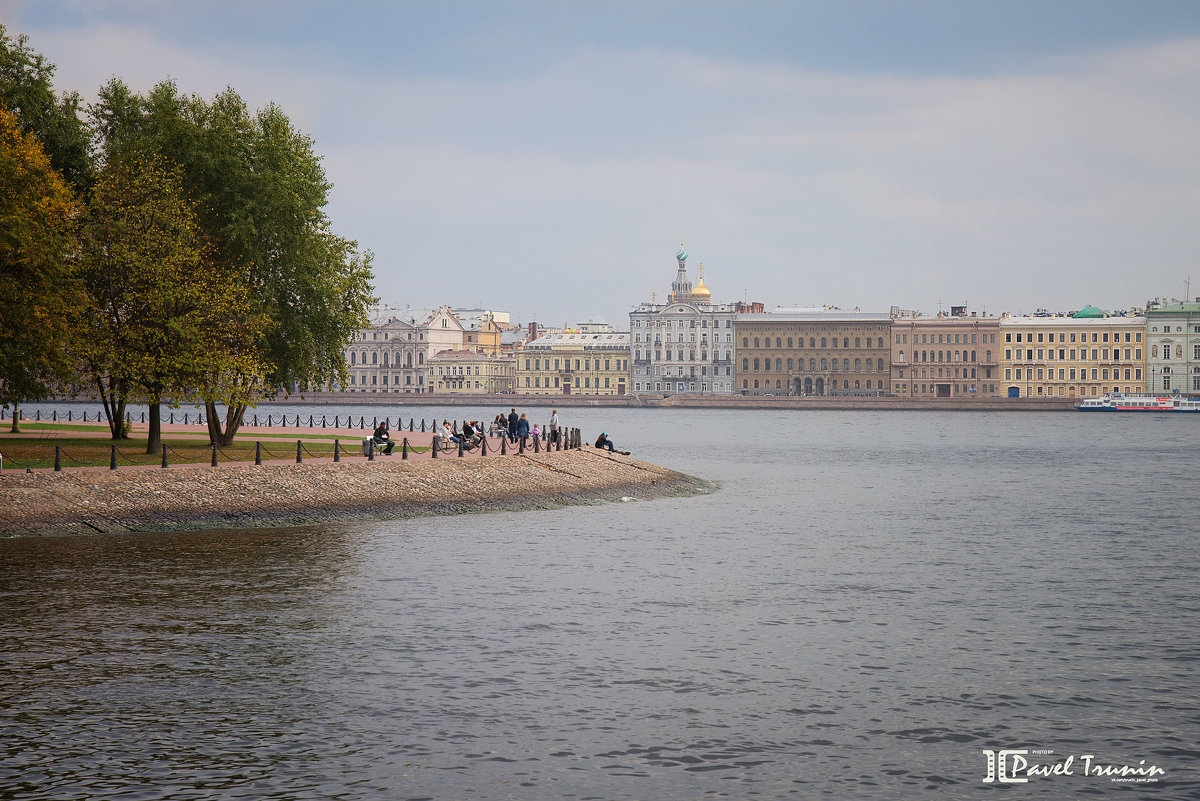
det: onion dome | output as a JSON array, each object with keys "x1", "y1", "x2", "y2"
[{"x1": 676, "y1": 247, "x2": 687, "y2": 263}]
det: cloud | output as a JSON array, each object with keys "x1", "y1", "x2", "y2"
[{"x1": 23, "y1": 18, "x2": 1200, "y2": 322}]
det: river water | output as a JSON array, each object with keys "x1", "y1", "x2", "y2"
[{"x1": 1, "y1": 405, "x2": 1197, "y2": 799}]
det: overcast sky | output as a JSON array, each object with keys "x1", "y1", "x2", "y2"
[{"x1": 6, "y1": 1, "x2": 1200, "y2": 327}]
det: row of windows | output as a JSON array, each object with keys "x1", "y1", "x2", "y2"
[
  {"x1": 1005, "y1": 348, "x2": 1141, "y2": 361},
  {"x1": 523, "y1": 376, "x2": 621, "y2": 388},
  {"x1": 895, "y1": 383, "x2": 1000, "y2": 394},
  {"x1": 639, "y1": 365, "x2": 733, "y2": 377},
  {"x1": 1005, "y1": 330, "x2": 1141, "y2": 344},
  {"x1": 1152, "y1": 344, "x2": 1200, "y2": 359},
  {"x1": 741, "y1": 336, "x2": 883, "y2": 349},
  {"x1": 349, "y1": 351, "x2": 426, "y2": 366},
  {"x1": 1004, "y1": 367, "x2": 1143, "y2": 381},
  {"x1": 895, "y1": 333, "x2": 998, "y2": 345},
  {"x1": 901, "y1": 350, "x2": 990, "y2": 363},
  {"x1": 350, "y1": 374, "x2": 424, "y2": 386},
  {"x1": 434, "y1": 365, "x2": 512, "y2": 376},
  {"x1": 522, "y1": 358, "x2": 628, "y2": 371},
  {"x1": 639, "y1": 350, "x2": 729, "y2": 362},
  {"x1": 743, "y1": 357, "x2": 886, "y2": 372},
  {"x1": 633, "y1": 319, "x2": 732, "y2": 329}
]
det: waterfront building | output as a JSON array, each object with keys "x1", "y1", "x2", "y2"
[
  {"x1": 998, "y1": 307, "x2": 1146, "y2": 398},
  {"x1": 428, "y1": 349, "x2": 515, "y2": 394},
  {"x1": 890, "y1": 308, "x2": 1002, "y2": 398},
  {"x1": 1145, "y1": 300, "x2": 1200, "y2": 395},
  {"x1": 516, "y1": 319, "x2": 630, "y2": 395},
  {"x1": 344, "y1": 316, "x2": 429, "y2": 393},
  {"x1": 629, "y1": 245, "x2": 742, "y2": 395},
  {"x1": 734, "y1": 308, "x2": 891, "y2": 395}
]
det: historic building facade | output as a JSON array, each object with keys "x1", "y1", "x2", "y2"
[
  {"x1": 998, "y1": 308, "x2": 1146, "y2": 398},
  {"x1": 344, "y1": 316, "x2": 429, "y2": 393},
  {"x1": 428, "y1": 349, "x2": 515, "y2": 394},
  {"x1": 629, "y1": 245, "x2": 741, "y2": 395},
  {"x1": 734, "y1": 309, "x2": 892, "y2": 395},
  {"x1": 516, "y1": 321, "x2": 630, "y2": 395},
  {"x1": 1145, "y1": 301, "x2": 1200, "y2": 395},
  {"x1": 890, "y1": 310, "x2": 1002, "y2": 398}
]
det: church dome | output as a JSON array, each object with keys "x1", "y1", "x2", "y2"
[
  {"x1": 691, "y1": 277, "x2": 711, "y2": 299},
  {"x1": 676, "y1": 247, "x2": 687, "y2": 263}
]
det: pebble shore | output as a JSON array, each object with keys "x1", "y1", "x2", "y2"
[{"x1": 0, "y1": 450, "x2": 709, "y2": 537}]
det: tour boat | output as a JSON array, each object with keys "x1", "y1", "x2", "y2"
[{"x1": 1075, "y1": 392, "x2": 1200, "y2": 412}]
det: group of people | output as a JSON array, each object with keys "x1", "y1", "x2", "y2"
[{"x1": 371, "y1": 409, "x2": 600, "y2": 456}]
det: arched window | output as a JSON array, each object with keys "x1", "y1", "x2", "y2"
[
  {"x1": 809, "y1": 338, "x2": 816, "y2": 348},
  {"x1": 843, "y1": 358, "x2": 850, "y2": 371},
  {"x1": 754, "y1": 380, "x2": 759, "y2": 388},
  {"x1": 854, "y1": 358, "x2": 861, "y2": 371},
  {"x1": 754, "y1": 358, "x2": 761, "y2": 370},
  {"x1": 743, "y1": 358, "x2": 749, "y2": 370},
  {"x1": 820, "y1": 358, "x2": 828, "y2": 370},
  {"x1": 776, "y1": 380, "x2": 782, "y2": 388},
  {"x1": 787, "y1": 358, "x2": 794, "y2": 371},
  {"x1": 418, "y1": 353, "x2": 424, "y2": 365},
  {"x1": 350, "y1": 352, "x2": 357, "y2": 365},
  {"x1": 743, "y1": 379, "x2": 748, "y2": 388},
  {"x1": 843, "y1": 338, "x2": 849, "y2": 348},
  {"x1": 831, "y1": 359, "x2": 838, "y2": 371},
  {"x1": 855, "y1": 338, "x2": 861, "y2": 348},
  {"x1": 743, "y1": 337, "x2": 749, "y2": 347},
  {"x1": 855, "y1": 380, "x2": 861, "y2": 389},
  {"x1": 775, "y1": 358, "x2": 782, "y2": 371},
  {"x1": 776, "y1": 337, "x2": 782, "y2": 348},
  {"x1": 809, "y1": 358, "x2": 816, "y2": 371},
  {"x1": 372, "y1": 352, "x2": 378, "y2": 365},
  {"x1": 382, "y1": 352, "x2": 389, "y2": 367},
  {"x1": 832, "y1": 338, "x2": 838, "y2": 348},
  {"x1": 843, "y1": 380, "x2": 849, "y2": 389},
  {"x1": 821, "y1": 338, "x2": 827, "y2": 348},
  {"x1": 866, "y1": 380, "x2": 873, "y2": 389},
  {"x1": 754, "y1": 337, "x2": 760, "y2": 348},
  {"x1": 788, "y1": 338, "x2": 794, "y2": 348}
]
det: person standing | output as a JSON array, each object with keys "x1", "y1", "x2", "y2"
[
  {"x1": 508, "y1": 408, "x2": 519, "y2": 443},
  {"x1": 548, "y1": 409, "x2": 560, "y2": 445},
  {"x1": 516, "y1": 413, "x2": 530, "y2": 447}
]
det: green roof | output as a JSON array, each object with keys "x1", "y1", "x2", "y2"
[
  {"x1": 1071, "y1": 305, "x2": 1108, "y2": 318},
  {"x1": 1147, "y1": 302, "x2": 1200, "y2": 316}
]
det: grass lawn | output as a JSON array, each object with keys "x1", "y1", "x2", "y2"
[{"x1": 0, "y1": 436, "x2": 359, "y2": 470}]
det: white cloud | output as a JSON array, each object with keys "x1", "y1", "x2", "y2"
[{"x1": 26, "y1": 20, "x2": 1200, "y2": 322}]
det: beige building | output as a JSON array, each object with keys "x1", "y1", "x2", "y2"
[
  {"x1": 1145, "y1": 300, "x2": 1200, "y2": 395},
  {"x1": 998, "y1": 308, "x2": 1146, "y2": 398},
  {"x1": 428, "y1": 349, "x2": 515, "y2": 394},
  {"x1": 344, "y1": 316, "x2": 429, "y2": 393},
  {"x1": 517, "y1": 321, "x2": 630, "y2": 395},
  {"x1": 890, "y1": 310, "x2": 1002, "y2": 398},
  {"x1": 734, "y1": 309, "x2": 891, "y2": 395}
]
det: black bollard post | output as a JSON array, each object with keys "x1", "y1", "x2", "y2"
[
  {"x1": 255, "y1": 441, "x2": 262, "y2": 465},
  {"x1": 54, "y1": 445, "x2": 62, "y2": 471},
  {"x1": 67, "y1": 410, "x2": 71, "y2": 421},
  {"x1": 142, "y1": 411, "x2": 146, "y2": 423},
  {"x1": 161, "y1": 444, "x2": 168, "y2": 468},
  {"x1": 82, "y1": 411, "x2": 87, "y2": 422},
  {"x1": 432, "y1": 438, "x2": 439, "y2": 459},
  {"x1": 267, "y1": 414, "x2": 272, "y2": 427},
  {"x1": 296, "y1": 440, "x2": 302, "y2": 463},
  {"x1": 334, "y1": 439, "x2": 340, "y2": 462},
  {"x1": 409, "y1": 418, "x2": 414, "y2": 432},
  {"x1": 333, "y1": 415, "x2": 338, "y2": 428},
  {"x1": 169, "y1": 412, "x2": 174, "y2": 424},
  {"x1": 500, "y1": 437, "x2": 507, "y2": 455},
  {"x1": 183, "y1": 413, "x2": 188, "y2": 425},
  {"x1": 421, "y1": 419, "x2": 426, "y2": 432},
  {"x1": 52, "y1": 410, "x2": 57, "y2": 422},
  {"x1": 110, "y1": 445, "x2": 117, "y2": 470},
  {"x1": 555, "y1": 433, "x2": 561, "y2": 451},
  {"x1": 458, "y1": 438, "x2": 464, "y2": 458},
  {"x1": 402, "y1": 438, "x2": 409, "y2": 460},
  {"x1": 368, "y1": 439, "x2": 375, "y2": 461},
  {"x1": 39, "y1": 410, "x2": 43, "y2": 421},
  {"x1": 533, "y1": 436, "x2": 540, "y2": 453},
  {"x1": 309, "y1": 415, "x2": 314, "y2": 427},
  {"x1": 360, "y1": 416, "x2": 365, "y2": 429},
  {"x1": 480, "y1": 437, "x2": 487, "y2": 456},
  {"x1": 211, "y1": 445, "x2": 218, "y2": 467},
  {"x1": 322, "y1": 416, "x2": 327, "y2": 428}
]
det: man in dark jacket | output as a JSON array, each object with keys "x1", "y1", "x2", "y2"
[
  {"x1": 372, "y1": 421, "x2": 394, "y2": 455},
  {"x1": 508, "y1": 408, "x2": 519, "y2": 443}
]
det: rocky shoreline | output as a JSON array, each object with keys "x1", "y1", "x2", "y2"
[{"x1": 0, "y1": 450, "x2": 710, "y2": 537}]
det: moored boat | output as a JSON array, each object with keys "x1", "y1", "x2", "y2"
[{"x1": 1075, "y1": 392, "x2": 1200, "y2": 412}]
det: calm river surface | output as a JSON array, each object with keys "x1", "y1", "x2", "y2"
[{"x1": 2, "y1": 405, "x2": 1197, "y2": 799}]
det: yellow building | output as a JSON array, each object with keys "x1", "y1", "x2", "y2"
[
  {"x1": 516, "y1": 323, "x2": 630, "y2": 395},
  {"x1": 890, "y1": 312, "x2": 1002, "y2": 399},
  {"x1": 428, "y1": 350, "x2": 515, "y2": 394},
  {"x1": 998, "y1": 309, "x2": 1147, "y2": 398}
]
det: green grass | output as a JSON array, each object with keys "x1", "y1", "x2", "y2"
[{"x1": 0, "y1": 436, "x2": 364, "y2": 470}]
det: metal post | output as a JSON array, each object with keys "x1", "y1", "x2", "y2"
[
  {"x1": 333, "y1": 415, "x2": 338, "y2": 428},
  {"x1": 211, "y1": 445, "x2": 218, "y2": 467},
  {"x1": 169, "y1": 412, "x2": 174, "y2": 424},
  {"x1": 52, "y1": 410, "x2": 57, "y2": 421},
  {"x1": 409, "y1": 418, "x2": 414, "y2": 432},
  {"x1": 421, "y1": 419, "x2": 426, "y2": 432},
  {"x1": 142, "y1": 411, "x2": 146, "y2": 423},
  {"x1": 432, "y1": 438, "x2": 439, "y2": 458},
  {"x1": 458, "y1": 438, "x2": 464, "y2": 457},
  {"x1": 255, "y1": 441, "x2": 262, "y2": 465},
  {"x1": 368, "y1": 439, "x2": 375, "y2": 461},
  {"x1": 67, "y1": 411, "x2": 71, "y2": 421},
  {"x1": 519, "y1": 436, "x2": 525, "y2": 454},
  {"x1": 55, "y1": 445, "x2": 62, "y2": 471},
  {"x1": 402, "y1": 438, "x2": 408, "y2": 460},
  {"x1": 267, "y1": 414, "x2": 272, "y2": 427},
  {"x1": 322, "y1": 415, "x2": 326, "y2": 428},
  {"x1": 183, "y1": 413, "x2": 188, "y2": 425},
  {"x1": 161, "y1": 444, "x2": 168, "y2": 469},
  {"x1": 533, "y1": 436, "x2": 540, "y2": 453},
  {"x1": 334, "y1": 439, "x2": 340, "y2": 462},
  {"x1": 480, "y1": 437, "x2": 487, "y2": 456},
  {"x1": 39, "y1": 410, "x2": 43, "y2": 421},
  {"x1": 500, "y1": 437, "x2": 507, "y2": 455},
  {"x1": 309, "y1": 415, "x2": 314, "y2": 427},
  {"x1": 360, "y1": 416, "x2": 365, "y2": 429},
  {"x1": 110, "y1": 445, "x2": 117, "y2": 470},
  {"x1": 296, "y1": 440, "x2": 302, "y2": 463}
]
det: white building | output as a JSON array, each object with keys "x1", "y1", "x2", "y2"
[
  {"x1": 629, "y1": 245, "x2": 740, "y2": 395},
  {"x1": 1146, "y1": 300, "x2": 1200, "y2": 395}
]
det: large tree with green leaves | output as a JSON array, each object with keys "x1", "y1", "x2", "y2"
[
  {"x1": 0, "y1": 25, "x2": 91, "y2": 192},
  {"x1": 75, "y1": 156, "x2": 266, "y2": 451},
  {"x1": 0, "y1": 107, "x2": 80, "y2": 433},
  {"x1": 90, "y1": 80, "x2": 375, "y2": 445}
]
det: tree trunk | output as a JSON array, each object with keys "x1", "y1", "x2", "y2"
[
  {"x1": 217, "y1": 403, "x2": 247, "y2": 447},
  {"x1": 146, "y1": 402, "x2": 162, "y2": 455},
  {"x1": 9, "y1": 403, "x2": 19, "y2": 434},
  {"x1": 94, "y1": 373, "x2": 129, "y2": 440},
  {"x1": 205, "y1": 400, "x2": 222, "y2": 445}
]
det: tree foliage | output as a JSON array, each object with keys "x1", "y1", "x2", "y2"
[
  {"x1": 0, "y1": 25, "x2": 91, "y2": 192},
  {"x1": 90, "y1": 80, "x2": 375, "y2": 443},
  {"x1": 74, "y1": 157, "x2": 266, "y2": 449},
  {"x1": 0, "y1": 107, "x2": 80, "y2": 432}
]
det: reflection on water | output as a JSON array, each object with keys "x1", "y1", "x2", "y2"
[{"x1": 2, "y1": 409, "x2": 1198, "y2": 799}]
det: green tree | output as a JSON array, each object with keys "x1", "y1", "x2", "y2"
[
  {"x1": 0, "y1": 107, "x2": 80, "y2": 433},
  {"x1": 75, "y1": 157, "x2": 264, "y2": 450},
  {"x1": 90, "y1": 80, "x2": 375, "y2": 445},
  {"x1": 0, "y1": 25, "x2": 91, "y2": 192}
]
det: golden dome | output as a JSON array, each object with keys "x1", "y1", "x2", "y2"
[{"x1": 692, "y1": 262, "x2": 711, "y2": 299}]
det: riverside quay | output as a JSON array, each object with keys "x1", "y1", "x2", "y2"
[{"x1": 328, "y1": 246, "x2": 1189, "y2": 401}]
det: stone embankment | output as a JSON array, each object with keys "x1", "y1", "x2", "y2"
[{"x1": 0, "y1": 450, "x2": 708, "y2": 537}]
